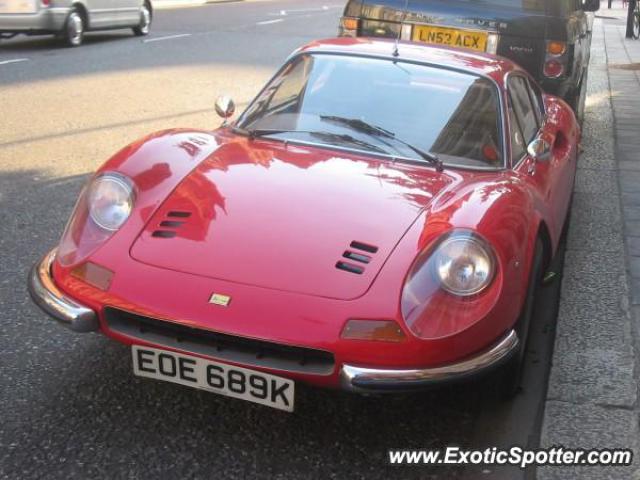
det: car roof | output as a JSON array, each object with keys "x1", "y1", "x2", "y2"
[{"x1": 294, "y1": 37, "x2": 521, "y2": 85}]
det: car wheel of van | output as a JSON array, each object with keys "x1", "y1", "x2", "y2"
[
  {"x1": 133, "y1": 3, "x2": 152, "y2": 36},
  {"x1": 499, "y1": 238, "x2": 544, "y2": 399},
  {"x1": 63, "y1": 9, "x2": 85, "y2": 47}
]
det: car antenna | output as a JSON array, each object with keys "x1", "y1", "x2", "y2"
[{"x1": 393, "y1": 0, "x2": 410, "y2": 58}]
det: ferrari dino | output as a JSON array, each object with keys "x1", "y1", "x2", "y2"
[{"x1": 29, "y1": 38, "x2": 579, "y2": 412}]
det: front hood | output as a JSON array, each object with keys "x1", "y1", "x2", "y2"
[{"x1": 130, "y1": 137, "x2": 454, "y2": 300}]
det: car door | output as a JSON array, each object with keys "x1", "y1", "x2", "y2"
[
  {"x1": 86, "y1": 0, "x2": 137, "y2": 28},
  {"x1": 509, "y1": 74, "x2": 575, "y2": 236},
  {"x1": 117, "y1": 0, "x2": 141, "y2": 25}
]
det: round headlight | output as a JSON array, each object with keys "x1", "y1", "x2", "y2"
[
  {"x1": 87, "y1": 173, "x2": 134, "y2": 231},
  {"x1": 432, "y1": 235, "x2": 495, "y2": 296}
]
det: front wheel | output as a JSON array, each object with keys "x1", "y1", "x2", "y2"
[
  {"x1": 133, "y1": 3, "x2": 152, "y2": 36},
  {"x1": 499, "y1": 238, "x2": 544, "y2": 399},
  {"x1": 63, "y1": 9, "x2": 85, "y2": 47}
]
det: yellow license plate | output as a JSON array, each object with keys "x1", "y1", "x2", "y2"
[{"x1": 412, "y1": 25, "x2": 488, "y2": 52}]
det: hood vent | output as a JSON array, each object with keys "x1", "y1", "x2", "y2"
[
  {"x1": 168, "y1": 211, "x2": 191, "y2": 218},
  {"x1": 152, "y1": 211, "x2": 191, "y2": 239},
  {"x1": 350, "y1": 241, "x2": 378, "y2": 254},
  {"x1": 336, "y1": 241, "x2": 379, "y2": 275}
]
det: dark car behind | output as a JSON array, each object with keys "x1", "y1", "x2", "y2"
[{"x1": 339, "y1": 0, "x2": 600, "y2": 116}]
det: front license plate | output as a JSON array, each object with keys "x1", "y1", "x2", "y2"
[
  {"x1": 132, "y1": 346, "x2": 295, "y2": 412},
  {"x1": 412, "y1": 25, "x2": 488, "y2": 52}
]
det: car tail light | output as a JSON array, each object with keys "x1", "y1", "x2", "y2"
[
  {"x1": 546, "y1": 41, "x2": 567, "y2": 56},
  {"x1": 543, "y1": 59, "x2": 564, "y2": 78},
  {"x1": 41, "y1": 0, "x2": 50, "y2": 6},
  {"x1": 339, "y1": 17, "x2": 359, "y2": 37},
  {"x1": 341, "y1": 319, "x2": 406, "y2": 343},
  {"x1": 543, "y1": 40, "x2": 569, "y2": 78}
]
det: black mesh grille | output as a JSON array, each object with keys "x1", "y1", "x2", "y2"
[{"x1": 104, "y1": 308, "x2": 335, "y2": 375}]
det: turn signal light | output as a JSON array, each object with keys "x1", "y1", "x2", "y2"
[
  {"x1": 546, "y1": 41, "x2": 567, "y2": 56},
  {"x1": 543, "y1": 60, "x2": 564, "y2": 78},
  {"x1": 341, "y1": 17, "x2": 359, "y2": 31},
  {"x1": 341, "y1": 319, "x2": 407, "y2": 343},
  {"x1": 71, "y1": 262, "x2": 114, "y2": 291}
]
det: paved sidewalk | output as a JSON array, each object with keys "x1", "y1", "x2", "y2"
[{"x1": 538, "y1": 10, "x2": 640, "y2": 480}]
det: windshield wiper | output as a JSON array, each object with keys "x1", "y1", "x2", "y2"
[
  {"x1": 233, "y1": 126, "x2": 389, "y2": 155},
  {"x1": 319, "y1": 115, "x2": 444, "y2": 172}
]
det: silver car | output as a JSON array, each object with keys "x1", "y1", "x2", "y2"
[{"x1": 0, "y1": 0, "x2": 152, "y2": 46}]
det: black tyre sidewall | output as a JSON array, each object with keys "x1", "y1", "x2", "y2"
[
  {"x1": 500, "y1": 238, "x2": 544, "y2": 398},
  {"x1": 64, "y1": 9, "x2": 84, "y2": 47}
]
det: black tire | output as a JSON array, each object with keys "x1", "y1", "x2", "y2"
[
  {"x1": 63, "y1": 8, "x2": 85, "y2": 47},
  {"x1": 499, "y1": 238, "x2": 544, "y2": 399},
  {"x1": 567, "y1": 71, "x2": 587, "y2": 125},
  {"x1": 133, "y1": 3, "x2": 152, "y2": 36},
  {"x1": 574, "y1": 76, "x2": 587, "y2": 126}
]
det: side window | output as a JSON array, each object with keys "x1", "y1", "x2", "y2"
[
  {"x1": 526, "y1": 78, "x2": 545, "y2": 126},
  {"x1": 509, "y1": 103, "x2": 526, "y2": 165},
  {"x1": 508, "y1": 76, "x2": 539, "y2": 146}
]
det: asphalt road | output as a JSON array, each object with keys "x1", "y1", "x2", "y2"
[{"x1": 0, "y1": 2, "x2": 564, "y2": 478}]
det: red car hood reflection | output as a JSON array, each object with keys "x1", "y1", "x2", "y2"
[{"x1": 130, "y1": 136, "x2": 454, "y2": 300}]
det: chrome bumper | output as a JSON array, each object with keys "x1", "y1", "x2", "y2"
[
  {"x1": 28, "y1": 249, "x2": 99, "y2": 333},
  {"x1": 340, "y1": 330, "x2": 519, "y2": 392}
]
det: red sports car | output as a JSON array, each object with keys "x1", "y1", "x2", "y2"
[{"x1": 29, "y1": 38, "x2": 579, "y2": 412}]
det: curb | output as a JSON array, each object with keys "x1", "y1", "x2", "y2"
[{"x1": 538, "y1": 14, "x2": 640, "y2": 480}]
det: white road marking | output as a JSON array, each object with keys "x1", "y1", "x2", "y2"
[
  {"x1": 269, "y1": 5, "x2": 340, "y2": 15},
  {"x1": 143, "y1": 33, "x2": 191, "y2": 43},
  {"x1": 0, "y1": 58, "x2": 29, "y2": 66},
  {"x1": 256, "y1": 19, "x2": 284, "y2": 25}
]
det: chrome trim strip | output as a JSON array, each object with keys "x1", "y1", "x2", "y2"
[
  {"x1": 340, "y1": 329, "x2": 518, "y2": 391},
  {"x1": 28, "y1": 249, "x2": 99, "y2": 333},
  {"x1": 504, "y1": 70, "x2": 547, "y2": 169}
]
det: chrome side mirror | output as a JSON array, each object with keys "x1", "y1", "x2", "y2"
[
  {"x1": 215, "y1": 95, "x2": 236, "y2": 120},
  {"x1": 527, "y1": 137, "x2": 552, "y2": 161}
]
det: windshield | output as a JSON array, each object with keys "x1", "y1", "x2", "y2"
[{"x1": 238, "y1": 53, "x2": 503, "y2": 169}]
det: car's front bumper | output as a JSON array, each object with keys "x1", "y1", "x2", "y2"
[
  {"x1": 340, "y1": 330, "x2": 518, "y2": 392},
  {"x1": 28, "y1": 249, "x2": 519, "y2": 391},
  {"x1": 0, "y1": 8, "x2": 69, "y2": 34},
  {"x1": 28, "y1": 249, "x2": 99, "y2": 333}
]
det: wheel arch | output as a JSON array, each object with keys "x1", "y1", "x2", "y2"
[
  {"x1": 536, "y1": 219, "x2": 553, "y2": 271},
  {"x1": 145, "y1": 0, "x2": 154, "y2": 18},
  {"x1": 70, "y1": 1, "x2": 90, "y2": 30}
]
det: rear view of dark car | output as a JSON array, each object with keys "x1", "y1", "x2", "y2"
[{"x1": 339, "y1": 0, "x2": 600, "y2": 116}]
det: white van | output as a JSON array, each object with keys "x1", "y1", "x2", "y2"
[{"x1": 0, "y1": 0, "x2": 152, "y2": 46}]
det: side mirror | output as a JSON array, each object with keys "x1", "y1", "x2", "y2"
[
  {"x1": 527, "y1": 137, "x2": 552, "y2": 161},
  {"x1": 582, "y1": 0, "x2": 600, "y2": 12},
  {"x1": 215, "y1": 95, "x2": 236, "y2": 120}
]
